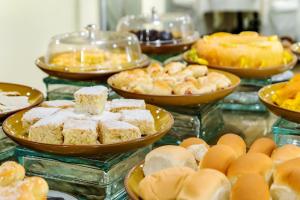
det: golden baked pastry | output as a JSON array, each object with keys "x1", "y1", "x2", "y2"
[
  {"x1": 0, "y1": 161, "x2": 48, "y2": 200},
  {"x1": 193, "y1": 32, "x2": 293, "y2": 68},
  {"x1": 110, "y1": 62, "x2": 232, "y2": 96}
]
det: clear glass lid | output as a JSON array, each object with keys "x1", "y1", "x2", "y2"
[
  {"x1": 45, "y1": 25, "x2": 148, "y2": 72},
  {"x1": 117, "y1": 8, "x2": 199, "y2": 46}
]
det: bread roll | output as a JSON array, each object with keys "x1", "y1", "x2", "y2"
[
  {"x1": 271, "y1": 158, "x2": 300, "y2": 200},
  {"x1": 230, "y1": 173, "x2": 270, "y2": 200},
  {"x1": 180, "y1": 137, "x2": 209, "y2": 148},
  {"x1": 177, "y1": 169, "x2": 231, "y2": 200},
  {"x1": 227, "y1": 152, "x2": 273, "y2": 185},
  {"x1": 217, "y1": 134, "x2": 246, "y2": 157},
  {"x1": 139, "y1": 167, "x2": 195, "y2": 200},
  {"x1": 271, "y1": 144, "x2": 300, "y2": 164},
  {"x1": 180, "y1": 138, "x2": 210, "y2": 162},
  {"x1": 143, "y1": 145, "x2": 198, "y2": 176},
  {"x1": 200, "y1": 145, "x2": 237, "y2": 174},
  {"x1": 248, "y1": 137, "x2": 276, "y2": 156},
  {"x1": 19, "y1": 177, "x2": 49, "y2": 200},
  {"x1": 0, "y1": 161, "x2": 25, "y2": 187}
]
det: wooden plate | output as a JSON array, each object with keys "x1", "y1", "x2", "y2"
[
  {"x1": 124, "y1": 162, "x2": 144, "y2": 200},
  {"x1": 0, "y1": 83, "x2": 43, "y2": 120},
  {"x1": 2, "y1": 104, "x2": 173, "y2": 156},
  {"x1": 108, "y1": 69, "x2": 240, "y2": 106},
  {"x1": 141, "y1": 41, "x2": 196, "y2": 55},
  {"x1": 183, "y1": 52, "x2": 297, "y2": 79},
  {"x1": 36, "y1": 56, "x2": 150, "y2": 81},
  {"x1": 259, "y1": 82, "x2": 300, "y2": 123}
]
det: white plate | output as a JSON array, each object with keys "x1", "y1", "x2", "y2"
[{"x1": 48, "y1": 190, "x2": 78, "y2": 200}]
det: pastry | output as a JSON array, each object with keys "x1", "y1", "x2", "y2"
[
  {"x1": 63, "y1": 119, "x2": 98, "y2": 145},
  {"x1": 0, "y1": 92, "x2": 29, "y2": 113},
  {"x1": 230, "y1": 173, "x2": 271, "y2": 200},
  {"x1": 180, "y1": 138, "x2": 210, "y2": 162},
  {"x1": 271, "y1": 144, "x2": 300, "y2": 164},
  {"x1": 195, "y1": 32, "x2": 289, "y2": 68},
  {"x1": 139, "y1": 167, "x2": 195, "y2": 200},
  {"x1": 99, "y1": 120, "x2": 141, "y2": 144},
  {"x1": 185, "y1": 64, "x2": 208, "y2": 78},
  {"x1": 28, "y1": 110, "x2": 72, "y2": 144},
  {"x1": 74, "y1": 86, "x2": 108, "y2": 115},
  {"x1": 109, "y1": 99, "x2": 146, "y2": 112},
  {"x1": 248, "y1": 137, "x2": 276, "y2": 156},
  {"x1": 178, "y1": 169, "x2": 231, "y2": 200},
  {"x1": 150, "y1": 80, "x2": 173, "y2": 95},
  {"x1": 227, "y1": 152, "x2": 273, "y2": 185},
  {"x1": 120, "y1": 109, "x2": 156, "y2": 135},
  {"x1": 143, "y1": 145, "x2": 198, "y2": 176},
  {"x1": 271, "y1": 158, "x2": 300, "y2": 200},
  {"x1": 164, "y1": 62, "x2": 186, "y2": 75},
  {"x1": 22, "y1": 107, "x2": 60, "y2": 128},
  {"x1": 217, "y1": 133, "x2": 246, "y2": 157},
  {"x1": 0, "y1": 161, "x2": 25, "y2": 187},
  {"x1": 41, "y1": 100, "x2": 75, "y2": 108},
  {"x1": 200, "y1": 145, "x2": 237, "y2": 174},
  {"x1": 0, "y1": 161, "x2": 48, "y2": 200},
  {"x1": 110, "y1": 61, "x2": 232, "y2": 96}
]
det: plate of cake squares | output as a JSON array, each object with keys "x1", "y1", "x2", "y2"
[
  {"x1": 108, "y1": 62, "x2": 240, "y2": 106},
  {"x1": 2, "y1": 86, "x2": 173, "y2": 156},
  {"x1": 0, "y1": 82, "x2": 43, "y2": 120}
]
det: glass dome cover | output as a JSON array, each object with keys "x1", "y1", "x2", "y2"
[
  {"x1": 44, "y1": 25, "x2": 148, "y2": 72},
  {"x1": 117, "y1": 8, "x2": 199, "y2": 46}
]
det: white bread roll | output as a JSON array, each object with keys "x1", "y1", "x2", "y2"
[
  {"x1": 0, "y1": 161, "x2": 25, "y2": 187},
  {"x1": 248, "y1": 137, "x2": 276, "y2": 156},
  {"x1": 227, "y1": 152, "x2": 273, "y2": 185},
  {"x1": 180, "y1": 137, "x2": 210, "y2": 162},
  {"x1": 230, "y1": 173, "x2": 271, "y2": 200},
  {"x1": 217, "y1": 134, "x2": 246, "y2": 157},
  {"x1": 143, "y1": 145, "x2": 198, "y2": 176},
  {"x1": 200, "y1": 145, "x2": 237, "y2": 174},
  {"x1": 177, "y1": 169, "x2": 231, "y2": 200},
  {"x1": 271, "y1": 144, "x2": 300, "y2": 164},
  {"x1": 271, "y1": 158, "x2": 300, "y2": 200},
  {"x1": 138, "y1": 167, "x2": 195, "y2": 200},
  {"x1": 180, "y1": 137, "x2": 209, "y2": 148}
]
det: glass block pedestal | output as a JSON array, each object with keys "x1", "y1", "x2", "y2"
[
  {"x1": 156, "y1": 102, "x2": 224, "y2": 146},
  {"x1": 0, "y1": 122, "x2": 16, "y2": 162},
  {"x1": 272, "y1": 118, "x2": 300, "y2": 146},
  {"x1": 15, "y1": 146, "x2": 151, "y2": 200},
  {"x1": 221, "y1": 78, "x2": 271, "y2": 112}
]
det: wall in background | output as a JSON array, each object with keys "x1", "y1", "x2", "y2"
[{"x1": 0, "y1": 0, "x2": 79, "y2": 92}]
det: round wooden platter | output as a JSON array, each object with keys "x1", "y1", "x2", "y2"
[
  {"x1": 2, "y1": 104, "x2": 173, "y2": 156},
  {"x1": 108, "y1": 69, "x2": 240, "y2": 106}
]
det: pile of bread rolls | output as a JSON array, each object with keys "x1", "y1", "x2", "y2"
[
  {"x1": 0, "y1": 161, "x2": 48, "y2": 200},
  {"x1": 138, "y1": 133, "x2": 300, "y2": 200}
]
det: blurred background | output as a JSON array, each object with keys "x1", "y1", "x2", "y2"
[{"x1": 1, "y1": 0, "x2": 300, "y2": 92}]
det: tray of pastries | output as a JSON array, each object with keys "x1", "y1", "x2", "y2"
[
  {"x1": 183, "y1": 32, "x2": 297, "y2": 78},
  {"x1": 36, "y1": 25, "x2": 150, "y2": 81},
  {"x1": 0, "y1": 82, "x2": 43, "y2": 120},
  {"x1": 0, "y1": 161, "x2": 49, "y2": 199},
  {"x1": 259, "y1": 74, "x2": 300, "y2": 123},
  {"x1": 2, "y1": 86, "x2": 173, "y2": 156},
  {"x1": 108, "y1": 62, "x2": 240, "y2": 106},
  {"x1": 125, "y1": 134, "x2": 300, "y2": 200}
]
